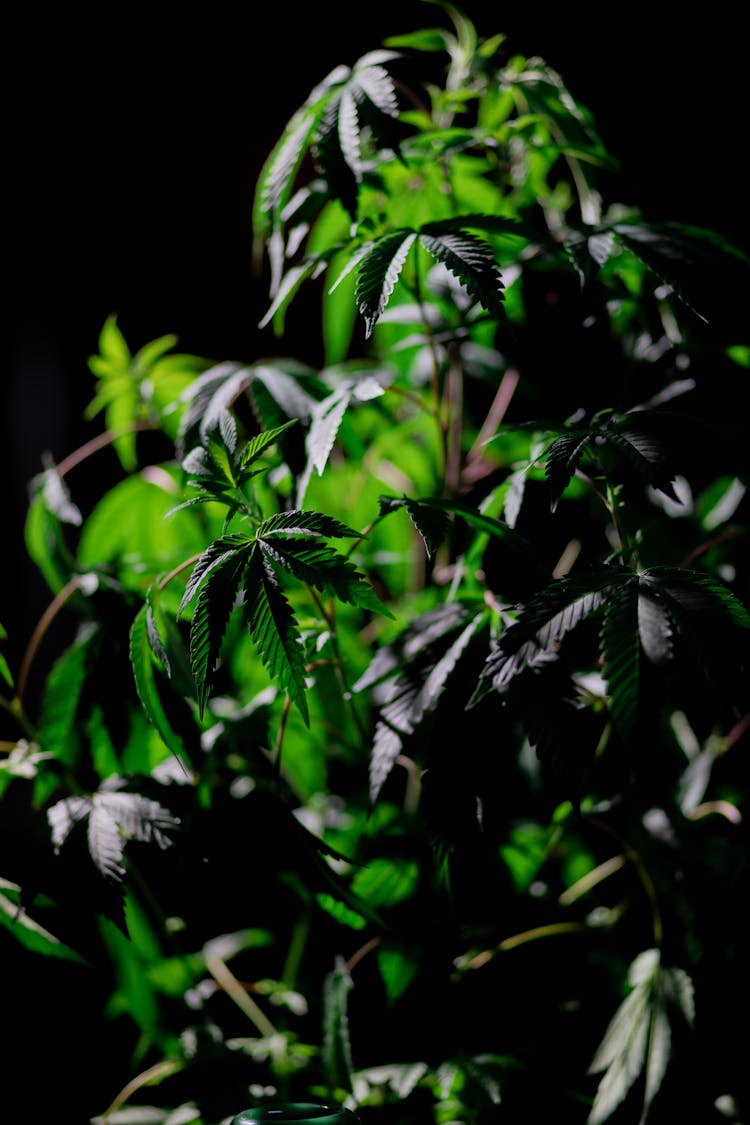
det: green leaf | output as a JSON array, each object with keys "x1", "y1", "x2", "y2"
[
  {"x1": 130, "y1": 601, "x2": 191, "y2": 766},
  {"x1": 77, "y1": 469, "x2": 206, "y2": 579},
  {"x1": 0, "y1": 883, "x2": 86, "y2": 963},
  {"x1": 588, "y1": 950, "x2": 688, "y2": 1125},
  {"x1": 178, "y1": 535, "x2": 252, "y2": 618},
  {"x1": 376, "y1": 947, "x2": 420, "y2": 1003},
  {"x1": 356, "y1": 230, "x2": 418, "y2": 337},
  {"x1": 259, "y1": 537, "x2": 389, "y2": 616},
  {"x1": 323, "y1": 955, "x2": 354, "y2": 1091},
  {"x1": 482, "y1": 569, "x2": 626, "y2": 692},
  {"x1": 97, "y1": 313, "x2": 132, "y2": 365},
  {"x1": 418, "y1": 228, "x2": 505, "y2": 319},
  {"x1": 25, "y1": 466, "x2": 80, "y2": 593},
  {"x1": 243, "y1": 552, "x2": 310, "y2": 725},
  {"x1": 544, "y1": 430, "x2": 594, "y2": 510},
  {"x1": 253, "y1": 97, "x2": 328, "y2": 244},
  {"x1": 241, "y1": 419, "x2": 298, "y2": 469},
  {"x1": 315, "y1": 892, "x2": 368, "y2": 930},
  {"x1": 312, "y1": 51, "x2": 403, "y2": 217},
  {"x1": 257, "y1": 509, "x2": 361, "y2": 540},
  {"x1": 356, "y1": 603, "x2": 485, "y2": 802},
  {"x1": 188, "y1": 544, "x2": 251, "y2": 717},
  {"x1": 378, "y1": 495, "x2": 452, "y2": 558},
  {"x1": 607, "y1": 220, "x2": 750, "y2": 323},
  {"x1": 600, "y1": 578, "x2": 640, "y2": 737},
  {"x1": 176, "y1": 362, "x2": 253, "y2": 459},
  {"x1": 605, "y1": 424, "x2": 680, "y2": 503},
  {"x1": 350, "y1": 856, "x2": 419, "y2": 908}
]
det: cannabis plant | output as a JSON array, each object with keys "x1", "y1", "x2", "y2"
[{"x1": 4, "y1": 4, "x2": 750, "y2": 1123}]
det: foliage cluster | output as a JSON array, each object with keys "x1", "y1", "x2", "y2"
[{"x1": 4, "y1": 5, "x2": 750, "y2": 1122}]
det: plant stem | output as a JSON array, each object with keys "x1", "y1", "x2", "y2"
[
  {"x1": 15, "y1": 577, "x2": 84, "y2": 710},
  {"x1": 205, "y1": 953, "x2": 278, "y2": 1037},
  {"x1": 55, "y1": 421, "x2": 151, "y2": 478}
]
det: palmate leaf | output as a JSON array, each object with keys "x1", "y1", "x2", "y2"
[
  {"x1": 378, "y1": 494, "x2": 549, "y2": 581},
  {"x1": 354, "y1": 602, "x2": 485, "y2": 802},
  {"x1": 378, "y1": 495, "x2": 452, "y2": 559},
  {"x1": 176, "y1": 362, "x2": 253, "y2": 459},
  {"x1": 296, "y1": 366, "x2": 389, "y2": 505},
  {"x1": 182, "y1": 415, "x2": 297, "y2": 502},
  {"x1": 600, "y1": 579, "x2": 640, "y2": 737},
  {"x1": 86, "y1": 317, "x2": 205, "y2": 471},
  {"x1": 252, "y1": 64, "x2": 345, "y2": 247},
  {"x1": 356, "y1": 230, "x2": 418, "y2": 337},
  {"x1": 187, "y1": 542, "x2": 252, "y2": 718},
  {"x1": 418, "y1": 227, "x2": 505, "y2": 320},
  {"x1": 588, "y1": 949, "x2": 692, "y2": 1125},
  {"x1": 313, "y1": 50, "x2": 404, "y2": 217},
  {"x1": 243, "y1": 551, "x2": 310, "y2": 725},
  {"x1": 639, "y1": 567, "x2": 750, "y2": 689},
  {"x1": 608, "y1": 220, "x2": 750, "y2": 324},
  {"x1": 355, "y1": 217, "x2": 509, "y2": 337},
  {"x1": 259, "y1": 537, "x2": 387, "y2": 615},
  {"x1": 482, "y1": 565, "x2": 750, "y2": 737},
  {"x1": 480, "y1": 568, "x2": 628, "y2": 693},
  {"x1": 48, "y1": 779, "x2": 179, "y2": 883},
  {"x1": 542, "y1": 411, "x2": 681, "y2": 510}
]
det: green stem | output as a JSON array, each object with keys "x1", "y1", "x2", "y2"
[{"x1": 307, "y1": 587, "x2": 367, "y2": 746}]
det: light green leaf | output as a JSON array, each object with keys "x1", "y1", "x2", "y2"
[
  {"x1": 130, "y1": 602, "x2": 191, "y2": 765},
  {"x1": 0, "y1": 884, "x2": 86, "y2": 963}
]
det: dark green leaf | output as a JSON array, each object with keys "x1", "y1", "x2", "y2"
[
  {"x1": 243, "y1": 552, "x2": 310, "y2": 725},
  {"x1": 130, "y1": 603, "x2": 192, "y2": 768},
  {"x1": 482, "y1": 569, "x2": 628, "y2": 692},
  {"x1": 608, "y1": 220, "x2": 750, "y2": 323},
  {"x1": 600, "y1": 578, "x2": 640, "y2": 737},
  {"x1": 544, "y1": 430, "x2": 594, "y2": 510},
  {"x1": 257, "y1": 509, "x2": 361, "y2": 540},
  {"x1": 418, "y1": 228, "x2": 505, "y2": 319},
  {"x1": 259, "y1": 537, "x2": 388, "y2": 615},
  {"x1": 178, "y1": 536, "x2": 252, "y2": 619},
  {"x1": 378, "y1": 495, "x2": 452, "y2": 558},
  {"x1": 188, "y1": 545, "x2": 251, "y2": 717},
  {"x1": 356, "y1": 230, "x2": 418, "y2": 337},
  {"x1": 606, "y1": 425, "x2": 680, "y2": 502}
]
